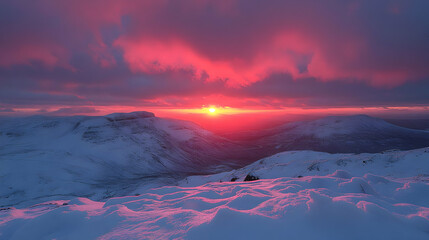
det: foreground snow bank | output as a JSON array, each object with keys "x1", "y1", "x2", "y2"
[
  {"x1": 1, "y1": 171, "x2": 429, "y2": 239},
  {"x1": 181, "y1": 148, "x2": 429, "y2": 186},
  {"x1": 1, "y1": 148, "x2": 428, "y2": 239}
]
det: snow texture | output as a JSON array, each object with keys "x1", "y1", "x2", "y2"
[
  {"x1": 1, "y1": 148, "x2": 429, "y2": 239},
  {"x1": 0, "y1": 112, "x2": 241, "y2": 207}
]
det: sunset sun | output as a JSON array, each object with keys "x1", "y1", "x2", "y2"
[{"x1": 209, "y1": 108, "x2": 216, "y2": 113}]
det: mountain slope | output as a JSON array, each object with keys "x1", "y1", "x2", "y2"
[
  {"x1": 1, "y1": 113, "x2": 428, "y2": 207},
  {"x1": 0, "y1": 112, "x2": 245, "y2": 207},
  {"x1": 247, "y1": 115, "x2": 429, "y2": 156},
  {"x1": 180, "y1": 147, "x2": 429, "y2": 186}
]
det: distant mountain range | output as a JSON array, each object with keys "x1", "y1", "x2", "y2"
[
  {"x1": 232, "y1": 114, "x2": 429, "y2": 157},
  {"x1": 1, "y1": 112, "x2": 428, "y2": 207}
]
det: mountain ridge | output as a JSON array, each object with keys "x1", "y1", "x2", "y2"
[{"x1": 1, "y1": 112, "x2": 429, "y2": 207}]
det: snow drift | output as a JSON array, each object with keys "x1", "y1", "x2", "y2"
[
  {"x1": 181, "y1": 148, "x2": 429, "y2": 186},
  {"x1": 1, "y1": 148, "x2": 429, "y2": 239}
]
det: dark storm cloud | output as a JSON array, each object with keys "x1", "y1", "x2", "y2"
[
  {"x1": 230, "y1": 74, "x2": 429, "y2": 107},
  {"x1": 0, "y1": 0, "x2": 429, "y2": 110}
]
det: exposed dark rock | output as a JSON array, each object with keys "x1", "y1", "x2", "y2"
[
  {"x1": 230, "y1": 177, "x2": 238, "y2": 182},
  {"x1": 307, "y1": 162, "x2": 320, "y2": 171},
  {"x1": 244, "y1": 174, "x2": 259, "y2": 181}
]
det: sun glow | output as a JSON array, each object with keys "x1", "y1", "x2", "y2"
[{"x1": 209, "y1": 108, "x2": 216, "y2": 113}]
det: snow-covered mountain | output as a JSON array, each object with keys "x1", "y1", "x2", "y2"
[
  {"x1": 0, "y1": 112, "x2": 247, "y2": 207},
  {"x1": 245, "y1": 115, "x2": 429, "y2": 156},
  {"x1": 1, "y1": 112, "x2": 429, "y2": 239},
  {"x1": 1, "y1": 148, "x2": 428, "y2": 239},
  {"x1": 1, "y1": 113, "x2": 429, "y2": 208}
]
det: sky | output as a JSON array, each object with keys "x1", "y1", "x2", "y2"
[{"x1": 1, "y1": 0, "x2": 429, "y2": 131}]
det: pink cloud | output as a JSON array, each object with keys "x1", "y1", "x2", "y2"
[{"x1": 1, "y1": 0, "x2": 429, "y2": 111}]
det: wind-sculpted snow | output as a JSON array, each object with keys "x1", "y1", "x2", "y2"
[
  {"x1": 181, "y1": 148, "x2": 429, "y2": 186},
  {"x1": 1, "y1": 171, "x2": 429, "y2": 239},
  {"x1": 0, "y1": 112, "x2": 245, "y2": 207},
  {"x1": 1, "y1": 148, "x2": 429, "y2": 239}
]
